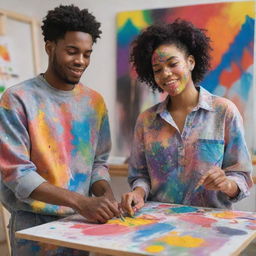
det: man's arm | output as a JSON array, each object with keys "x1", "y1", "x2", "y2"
[{"x1": 30, "y1": 181, "x2": 120, "y2": 223}]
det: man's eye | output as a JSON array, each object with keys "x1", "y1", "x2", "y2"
[
  {"x1": 67, "y1": 51, "x2": 76, "y2": 55},
  {"x1": 153, "y1": 69, "x2": 161, "y2": 74}
]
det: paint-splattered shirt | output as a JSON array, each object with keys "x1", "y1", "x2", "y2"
[
  {"x1": 0, "y1": 75, "x2": 111, "y2": 216},
  {"x1": 129, "y1": 87, "x2": 253, "y2": 209}
]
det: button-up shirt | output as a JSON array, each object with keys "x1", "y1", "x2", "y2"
[{"x1": 129, "y1": 87, "x2": 253, "y2": 209}]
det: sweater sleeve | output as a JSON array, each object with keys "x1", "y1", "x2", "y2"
[
  {"x1": 0, "y1": 90, "x2": 46, "y2": 201},
  {"x1": 90, "y1": 108, "x2": 111, "y2": 185}
]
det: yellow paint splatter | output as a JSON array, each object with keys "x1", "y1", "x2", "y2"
[
  {"x1": 31, "y1": 200, "x2": 46, "y2": 211},
  {"x1": 212, "y1": 211, "x2": 242, "y2": 219},
  {"x1": 107, "y1": 217, "x2": 155, "y2": 227},
  {"x1": 161, "y1": 235, "x2": 204, "y2": 248},
  {"x1": 145, "y1": 245, "x2": 165, "y2": 253},
  {"x1": 117, "y1": 11, "x2": 149, "y2": 29}
]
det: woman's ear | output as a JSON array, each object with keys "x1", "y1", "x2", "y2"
[{"x1": 188, "y1": 55, "x2": 195, "y2": 71}]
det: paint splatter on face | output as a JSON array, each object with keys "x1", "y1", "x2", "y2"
[{"x1": 151, "y1": 44, "x2": 194, "y2": 96}]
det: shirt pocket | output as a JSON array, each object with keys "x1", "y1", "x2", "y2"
[{"x1": 195, "y1": 139, "x2": 224, "y2": 167}]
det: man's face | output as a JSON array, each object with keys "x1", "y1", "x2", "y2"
[{"x1": 47, "y1": 31, "x2": 93, "y2": 86}]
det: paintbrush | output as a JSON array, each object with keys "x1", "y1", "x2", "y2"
[{"x1": 120, "y1": 213, "x2": 125, "y2": 222}]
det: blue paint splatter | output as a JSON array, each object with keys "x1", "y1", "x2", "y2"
[
  {"x1": 69, "y1": 173, "x2": 87, "y2": 191},
  {"x1": 134, "y1": 223, "x2": 175, "y2": 240},
  {"x1": 71, "y1": 120, "x2": 91, "y2": 155},
  {"x1": 170, "y1": 206, "x2": 198, "y2": 213},
  {"x1": 216, "y1": 226, "x2": 247, "y2": 236}
]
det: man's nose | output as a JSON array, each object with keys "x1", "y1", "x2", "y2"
[{"x1": 74, "y1": 54, "x2": 85, "y2": 66}]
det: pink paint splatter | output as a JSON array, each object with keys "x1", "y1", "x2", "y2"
[
  {"x1": 179, "y1": 215, "x2": 217, "y2": 227},
  {"x1": 71, "y1": 223, "x2": 130, "y2": 236},
  {"x1": 247, "y1": 225, "x2": 256, "y2": 230}
]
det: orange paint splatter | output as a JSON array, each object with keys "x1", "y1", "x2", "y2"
[
  {"x1": 0, "y1": 45, "x2": 10, "y2": 61},
  {"x1": 212, "y1": 211, "x2": 243, "y2": 219}
]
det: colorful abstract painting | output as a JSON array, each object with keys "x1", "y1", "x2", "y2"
[
  {"x1": 0, "y1": 37, "x2": 19, "y2": 96},
  {"x1": 16, "y1": 202, "x2": 256, "y2": 255},
  {"x1": 116, "y1": 1, "x2": 255, "y2": 157}
]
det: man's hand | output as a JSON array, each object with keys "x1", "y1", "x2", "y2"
[
  {"x1": 30, "y1": 181, "x2": 120, "y2": 224},
  {"x1": 120, "y1": 187, "x2": 145, "y2": 216},
  {"x1": 75, "y1": 196, "x2": 120, "y2": 223},
  {"x1": 196, "y1": 166, "x2": 239, "y2": 198}
]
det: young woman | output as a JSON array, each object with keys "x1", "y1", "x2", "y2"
[{"x1": 121, "y1": 19, "x2": 253, "y2": 215}]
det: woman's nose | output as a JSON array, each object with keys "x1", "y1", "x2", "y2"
[{"x1": 163, "y1": 67, "x2": 172, "y2": 77}]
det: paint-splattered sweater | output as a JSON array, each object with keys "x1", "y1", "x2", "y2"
[
  {"x1": 129, "y1": 87, "x2": 253, "y2": 209},
  {"x1": 0, "y1": 75, "x2": 111, "y2": 216}
]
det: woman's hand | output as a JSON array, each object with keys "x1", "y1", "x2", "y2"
[
  {"x1": 196, "y1": 166, "x2": 239, "y2": 198},
  {"x1": 120, "y1": 187, "x2": 145, "y2": 216}
]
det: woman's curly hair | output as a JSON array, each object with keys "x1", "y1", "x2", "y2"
[
  {"x1": 41, "y1": 5, "x2": 101, "y2": 43},
  {"x1": 130, "y1": 19, "x2": 212, "y2": 92}
]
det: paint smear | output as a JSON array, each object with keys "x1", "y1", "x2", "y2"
[
  {"x1": 212, "y1": 211, "x2": 243, "y2": 219},
  {"x1": 179, "y1": 215, "x2": 217, "y2": 227},
  {"x1": 139, "y1": 214, "x2": 161, "y2": 220},
  {"x1": 107, "y1": 217, "x2": 156, "y2": 227},
  {"x1": 72, "y1": 223, "x2": 130, "y2": 236},
  {"x1": 216, "y1": 226, "x2": 247, "y2": 236},
  {"x1": 161, "y1": 234, "x2": 205, "y2": 248},
  {"x1": 169, "y1": 206, "x2": 198, "y2": 214},
  {"x1": 134, "y1": 223, "x2": 175, "y2": 240},
  {"x1": 247, "y1": 225, "x2": 256, "y2": 230},
  {"x1": 145, "y1": 244, "x2": 165, "y2": 253}
]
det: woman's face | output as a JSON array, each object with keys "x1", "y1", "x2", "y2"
[{"x1": 151, "y1": 44, "x2": 195, "y2": 96}]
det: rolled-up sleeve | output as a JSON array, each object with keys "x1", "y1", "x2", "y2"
[
  {"x1": 0, "y1": 92, "x2": 46, "y2": 201},
  {"x1": 221, "y1": 103, "x2": 253, "y2": 202},
  {"x1": 129, "y1": 116, "x2": 151, "y2": 199},
  {"x1": 91, "y1": 112, "x2": 111, "y2": 185}
]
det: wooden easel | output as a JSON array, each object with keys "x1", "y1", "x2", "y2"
[{"x1": 0, "y1": 8, "x2": 40, "y2": 74}]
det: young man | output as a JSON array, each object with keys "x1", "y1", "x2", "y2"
[{"x1": 0, "y1": 5, "x2": 119, "y2": 255}]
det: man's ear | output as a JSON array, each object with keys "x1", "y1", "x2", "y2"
[
  {"x1": 45, "y1": 40, "x2": 55, "y2": 56},
  {"x1": 188, "y1": 55, "x2": 195, "y2": 71}
]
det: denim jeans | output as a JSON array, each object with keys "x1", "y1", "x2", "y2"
[{"x1": 9, "y1": 210, "x2": 89, "y2": 256}]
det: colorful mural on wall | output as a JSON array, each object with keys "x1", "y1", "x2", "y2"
[
  {"x1": 0, "y1": 37, "x2": 19, "y2": 96},
  {"x1": 116, "y1": 1, "x2": 255, "y2": 157}
]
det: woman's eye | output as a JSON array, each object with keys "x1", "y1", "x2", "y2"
[
  {"x1": 153, "y1": 69, "x2": 161, "y2": 74},
  {"x1": 170, "y1": 62, "x2": 178, "y2": 67}
]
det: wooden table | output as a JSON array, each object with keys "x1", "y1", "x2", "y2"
[{"x1": 16, "y1": 202, "x2": 256, "y2": 256}]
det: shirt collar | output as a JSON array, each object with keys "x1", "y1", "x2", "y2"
[{"x1": 155, "y1": 86, "x2": 214, "y2": 115}]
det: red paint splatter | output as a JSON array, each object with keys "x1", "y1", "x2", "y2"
[
  {"x1": 247, "y1": 225, "x2": 256, "y2": 230},
  {"x1": 157, "y1": 204, "x2": 172, "y2": 208},
  {"x1": 241, "y1": 49, "x2": 253, "y2": 71},
  {"x1": 179, "y1": 215, "x2": 217, "y2": 228},
  {"x1": 219, "y1": 62, "x2": 241, "y2": 89},
  {"x1": 71, "y1": 223, "x2": 130, "y2": 236}
]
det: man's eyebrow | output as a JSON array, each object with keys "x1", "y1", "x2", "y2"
[
  {"x1": 152, "y1": 56, "x2": 177, "y2": 67},
  {"x1": 66, "y1": 45, "x2": 93, "y2": 53}
]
